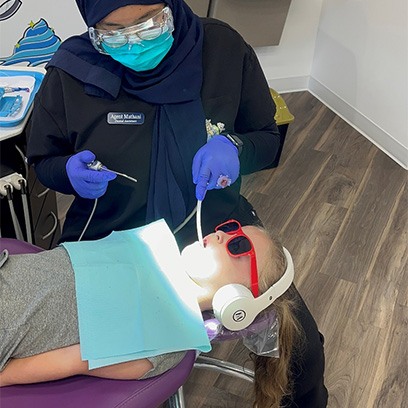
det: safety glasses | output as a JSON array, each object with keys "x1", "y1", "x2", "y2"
[
  {"x1": 215, "y1": 219, "x2": 259, "y2": 297},
  {"x1": 88, "y1": 6, "x2": 174, "y2": 54}
]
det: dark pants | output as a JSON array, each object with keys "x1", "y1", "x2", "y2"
[{"x1": 283, "y1": 287, "x2": 328, "y2": 407}]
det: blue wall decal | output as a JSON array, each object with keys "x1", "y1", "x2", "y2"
[{"x1": 0, "y1": 18, "x2": 62, "y2": 66}]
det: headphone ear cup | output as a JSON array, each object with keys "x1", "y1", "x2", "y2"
[{"x1": 212, "y1": 284, "x2": 257, "y2": 331}]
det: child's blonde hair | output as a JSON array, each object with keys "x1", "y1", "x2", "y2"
[{"x1": 251, "y1": 228, "x2": 302, "y2": 408}]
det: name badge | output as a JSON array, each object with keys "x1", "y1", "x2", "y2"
[{"x1": 107, "y1": 112, "x2": 145, "y2": 125}]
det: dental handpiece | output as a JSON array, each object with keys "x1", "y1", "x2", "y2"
[
  {"x1": 87, "y1": 160, "x2": 138, "y2": 183},
  {"x1": 196, "y1": 199, "x2": 204, "y2": 247}
]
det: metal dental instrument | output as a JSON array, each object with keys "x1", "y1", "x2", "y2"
[
  {"x1": 1, "y1": 86, "x2": 30, "y2": 93},
  {"x1": 87, "y1": 160, "x2": 138, "y2": 183},
  {"x1": 196, "y1": 199, "x2": 204, "y2": 247}
]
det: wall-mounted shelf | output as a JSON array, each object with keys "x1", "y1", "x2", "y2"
[{"x1": 186, "y1": 0, "x2": 292, "y2": 47}]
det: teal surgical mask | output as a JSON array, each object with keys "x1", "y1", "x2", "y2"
[{"x1": 103, "y1": 31, "x2": 174, "y2": 72}]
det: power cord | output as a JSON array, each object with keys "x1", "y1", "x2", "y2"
[
  {"x1": 78, "y1": 158, "x2": 197, "y2": 240},
  {"x1": 78, "y1": 198, "x2": 98, "y2": 241},
  {"x1": 14, "y1": 144, "x2": 29, "y2": 181},
  {"x1": 172, "y1": 205, "x2": 197, "y2": 234},
  {"x1": 76, "y1": 201, "x2": 200, "y2": 244}
]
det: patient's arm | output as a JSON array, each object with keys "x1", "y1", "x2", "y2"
[{"x1": 0, "y1": 344, "x2": 153, "y2": 387}]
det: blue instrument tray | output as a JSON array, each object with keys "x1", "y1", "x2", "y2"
[
  {"x1": 0, "y1": 69, "x2": 44, "y2": 127},
  {"x1": 0, "y1": 95, "x2": 23, "y2": 118}
]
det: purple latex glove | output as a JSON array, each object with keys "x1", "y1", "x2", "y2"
[
  {"x1": 192, "y1": 135, "x2": 240, "y2": 201},
  {"x1": 66, "y1": 150, "x2": 116, "y2": 199}
]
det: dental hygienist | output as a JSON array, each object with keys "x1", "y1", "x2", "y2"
[{"x1": 26, "y1": 0, "x2": 281, "y2": 247}]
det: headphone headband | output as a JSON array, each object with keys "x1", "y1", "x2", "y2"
[
  {"x1": 212, "y1": 247, "x2": 295, "y2": 331},
  {"x1": 253, "y1": 247, "x2": 294, "y2": 311}
]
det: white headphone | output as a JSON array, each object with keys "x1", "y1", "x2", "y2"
[{"x1": 212, "y1": 247, "x2": 294, "y2": 331}]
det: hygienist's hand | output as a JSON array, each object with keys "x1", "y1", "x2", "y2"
[
  {"x1": 192, "y1": 135, "x2": 240, "y2": 201},
  {"x1": 66, "y1": 150, "x2": 117, "y2": 199}
]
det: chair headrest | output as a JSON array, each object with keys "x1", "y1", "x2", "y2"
[{"x1": 203, "y1": 308, "x2": 277, "y2": 342}]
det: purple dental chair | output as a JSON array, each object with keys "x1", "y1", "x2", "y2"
[{"x1": 0, "y1": 238, "x2": 255, "y2": 408}]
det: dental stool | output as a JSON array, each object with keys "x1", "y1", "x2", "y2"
[
  {"x1": 0, "y1": 238, "x2": 196, "y2": 408},
  {"x1": 0, "y1": 238, "x2": 256, "y2": 408}
]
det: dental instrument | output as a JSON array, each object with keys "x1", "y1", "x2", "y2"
[
  {"x1": 196, "y1": 199, "x2": 204, "y2": 247},
  {"x1": 79, "y1": 159, "x2": 137, "y2": 241},
  {"x1": 87, "y1": 160, "x2": 138, "y2": 183},
  {"x1": 1, "y1": 183, "x2": 24, "y2": 241},
  {"x1": 0, "y1": 86, "x2": 30, "y2": 93}
]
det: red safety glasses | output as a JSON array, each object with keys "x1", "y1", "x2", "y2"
[{"x1": 215, "y1": 219, "x2": 259, "y2": 297}]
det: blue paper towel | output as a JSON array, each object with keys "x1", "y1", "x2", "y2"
[{"x1": 62, "y1": 219, "x2": 211, "y2": 369}]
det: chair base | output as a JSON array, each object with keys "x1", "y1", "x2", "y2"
[
  {"x1": 165, "y1": 386, "x2": 186, "y2": 408},
  {"x1": 165, "y1": 355, "x2": 254, "y2": 408},
  {"x1": 194, "y1": 355, "x2": 254, "y2": 382}
]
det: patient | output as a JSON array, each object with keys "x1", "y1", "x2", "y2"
[{"x1": 0, "y1": 220, "x2": 327, "y2": 407}]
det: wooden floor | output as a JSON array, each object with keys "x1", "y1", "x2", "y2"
[
  {"x1": 56, "y1": 91, "x2": 407, "y2": 408},
  {"x1": 180, "y1": 91, "x2": 408, "y2": 408}
]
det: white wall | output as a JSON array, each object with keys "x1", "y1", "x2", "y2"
[
  {"x1": 255, "y1": 0, "x2": 408, "y2": 168},
  {"x1": 310, "y1": 0, "x2": 408, "y2": 168},
  {"x1": 255, "y1": 0, "x2": 323, "y2": 92}
]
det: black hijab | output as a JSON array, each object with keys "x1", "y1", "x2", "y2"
[{"x1": 48, "y1": 0, "x2": 206, "y2": 230}]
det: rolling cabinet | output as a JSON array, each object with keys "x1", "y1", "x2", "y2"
[
  {"x1": 0, "y1": 66, "x2": 58, "y2": 249},
  {"x1": 27, "y1": 165, "x2": 61, "y2": 249},
  {"x1": 185, "y1": 0, "x2": 210, "y2": 17},
  {"x1": 0, "y1": 134, "x2": 60, "y2": 249},
  {"x1": 0, "y1": 135, "x2": 29, "y2": 242},
  {"x1": 185, "y1": 0, "x2": 292, "y2": 47}
]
